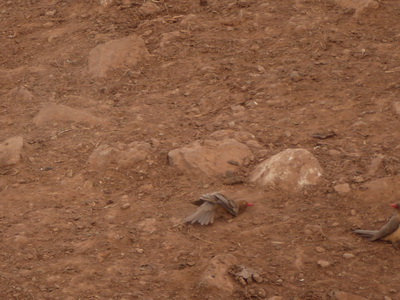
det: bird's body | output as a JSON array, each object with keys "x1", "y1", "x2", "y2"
[
  {"x1": 354, "y1": 203, "x2": 400, "y2": 246},
  {"x1": 184, "y1": 192, "x2": 253, "y2": 225}
]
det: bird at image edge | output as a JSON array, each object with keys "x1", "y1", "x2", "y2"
[{"x1": 354, "y1": 202, "x2": 400, "y2": 247}]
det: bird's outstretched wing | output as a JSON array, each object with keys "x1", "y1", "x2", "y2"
[{"x1": 184, "y1": 201, "x2": 216, "y2": 225}]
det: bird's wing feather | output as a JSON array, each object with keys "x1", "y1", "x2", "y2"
[
  {"x1": 370, "y1": 215, "x2": 400, "y2": 241},
  {"x1": 212, "y1": 193, "x2": 238, "y2": 216},
  {"x1": 184, "y1": 202, "x2": 215, "y2": 225}
]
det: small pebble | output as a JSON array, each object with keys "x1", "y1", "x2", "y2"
[
  {"x1": 317, "y1": 260, "x2": 330, "y2": 267},
  {"x1": 43, "y1": 21, "x2": 54, "y2": 28},
  {"x1": 334, "y1": 183, "x2": 351, "y2": 194},
  {"x1": 252, "y1": 273, "x2": 263, "y2": 283},
  {"x1": 120, "y1": 203, "x2": 131, "y2": 210},
  {"x1": 350, "y1": 210, "x2": 356, "y2": 216},
  {"x1": 45, "y1": 10, "x2": 57, "y2": 16},
  {"x1": 257, "y1": 288, "x2": 267, "y2": 298},
  {"x1": 343, "y1": 253, "x2": 355, "y2": 259},
  {"x1": 290, "y1": 71, "x2": 302, "y2": 82},
  {"x1": 315, "y1": 246, "x2": 325, "y2": 253}
]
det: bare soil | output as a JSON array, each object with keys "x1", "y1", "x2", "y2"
[{"x1": 1, "y1": 0, "x2": 400, "y2": 299}]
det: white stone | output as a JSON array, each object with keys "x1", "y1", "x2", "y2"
[{"x1": 250, "y1": 148, "x2": 323, "y2": 191}]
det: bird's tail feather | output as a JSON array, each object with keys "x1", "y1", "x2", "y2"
[{"x1": 353, "y1": 229, "x2": 378, "y2": 239}]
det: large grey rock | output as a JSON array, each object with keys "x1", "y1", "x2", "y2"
[
  {"x1": 33, "y1": 103, "x2": 105, "y2": 126},
  {"x1": 250, "y1": 148, "x2": 323, "y2": 191},
  {"x1": 168, "y1": 139, "x2": 253, "y2": 177},
  {"x1": 87, "y1": 35, "x2": 149, "y2": 78},
  {"x1": 0, "y1": 136, "x2": 24, "y2": 167}
]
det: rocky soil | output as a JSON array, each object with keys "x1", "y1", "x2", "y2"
[{"x1": 1, "y1": 0, "x2": 400, "y2": 299}]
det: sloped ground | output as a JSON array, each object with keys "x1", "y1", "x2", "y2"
[{"x1": 1, "y1": 0, "x2": 400, "y2": 299}]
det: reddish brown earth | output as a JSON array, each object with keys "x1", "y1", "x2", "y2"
[{"x1": 1, "y1": 0, "x2": 400, "y2": 299}]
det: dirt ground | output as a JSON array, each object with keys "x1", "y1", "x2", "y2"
[{"x1": 1, "y1": 0, "x2": 400, "y2": 299}]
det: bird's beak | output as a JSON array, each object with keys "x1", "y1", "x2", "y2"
[
  {"x1": 390, "y1": 203, "x2": 399, "y2": 209},
  {"x1": 247, "y1": 203, "x2": 254, "y2": 207}
]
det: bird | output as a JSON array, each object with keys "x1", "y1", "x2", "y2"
[
  {"x1": 354, "y1": 203, "x2": 400, "y2": 247},
  {"x1": 184, "y1": 192, "x2": 254, "y2": 225}
]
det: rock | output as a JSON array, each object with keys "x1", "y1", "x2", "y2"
[
  {"x1": 9, "y1": 86, "x2": 33, "y2": 102},
  {"x1": 334, "y1": 0, "x2": 379, "y2": 16},
  {"x1": 327, "y1": 149, "x2": 341, "y2": 156},
  {"x1": 45, "y1": 10, "x2": 57, "y2": 16},
  {"x1": 0, "y1": 136, "x2": 24, "y2": 167},
  {"x1": 334, "y1": 183, "x2": 351, "y2": 194},
  {"x1": 120, "y1": 202, "x2": 131, "y2": 210},
  {"x1": 139, "y1": 2, "x2": 161, "y2": 16},
  {"x1": 160, "y1": 31, "x2": 182, "y2": 48},
  {"x1": 367, "y1": 155, "x2": 384, "y2": 176},
  {"x1": 268, "y1": 297, "x2": 283, "y2": 300},
  {"x1": 333, "y1": 291, "x2": 367, "y2": 300},
  {"x1": 359, "y1": 176, "x2": 400, "y2": 203},
  {"x1": 246, "y1": 140, "x2": 263, "y2": 149},
  {"x1": 117, "y1": 142, "x2": 152, "y2": 168},
  {"x1": 42, "y1": 22, "x2": 54, "y2": 28},
  {"x1": 343, "y1": 253, "x2": 355, "y2": 259},
  {"x1": 33, "y1": 103, "x2": 105, "y2": 126},
  {"x1": 13, "y1": 234, "x2": 29, "y2": 248},
  {"x1": 249, "y1": 288, "x2": 267, "y2": 298},
  {"x1": 304, "y1": 224, "x2": 326, "y2": 237},
  {"x1": 393, "y1": 102, "x2": 400, "y2": 115},
  {"x1": 168, "y1": 139, "x2": 253, "y2": 177},
  {"x1": 198, "y1": 254, "x2": 237, "y2": 295},
  {"x1": 317, "y1": 260, "x2": 330, "y2": 267},
  {"x1": 87, "y1": 145, "x2": 117, "y2": 167},
  {"x1": 315, "y1": 246, "x2": 325, "y2": 253},
  {"x1": 250, "y1": 149, "x2": 323, "y2": 192},
  {"x1": 99, "y1": 0, "x2": 115, "y2": 7},
  {"x1": 137, "y1": 218, "x2": 157, "y2": 233},
  {"x1": 228, "y1": 264, "x2": 263, "y2": 285},
  {"x1": 88, "y1": 142, "x2": 151, "y2": 168},
  {"x1": 87, "y1": 35, "x2": 149, "y2": 78},
  {"x1": 290, "y1": 71, "x2": 302, "y2": 82}
]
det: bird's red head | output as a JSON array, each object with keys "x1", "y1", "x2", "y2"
[
  {"x1": 390, "y1": 203, "x2": 400, "y2": 209},
  {"x1": 247, "y1": 203, "x2": 254, "y2": 207}
]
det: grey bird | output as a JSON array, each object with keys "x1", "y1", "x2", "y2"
[
  {"x1": 354, "y1": 203, "x2": 400, "y2": 247},
  {"x1": 184, "y1": 192, "x2": 254, "y2": 226}
]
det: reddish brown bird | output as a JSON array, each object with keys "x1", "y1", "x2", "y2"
[
  {"x1": 354, "y1": 203, "x2": 400, "y2": 247},
  {"x1": 184, "y1": 192, "x2": 254, "y2": 225}
]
